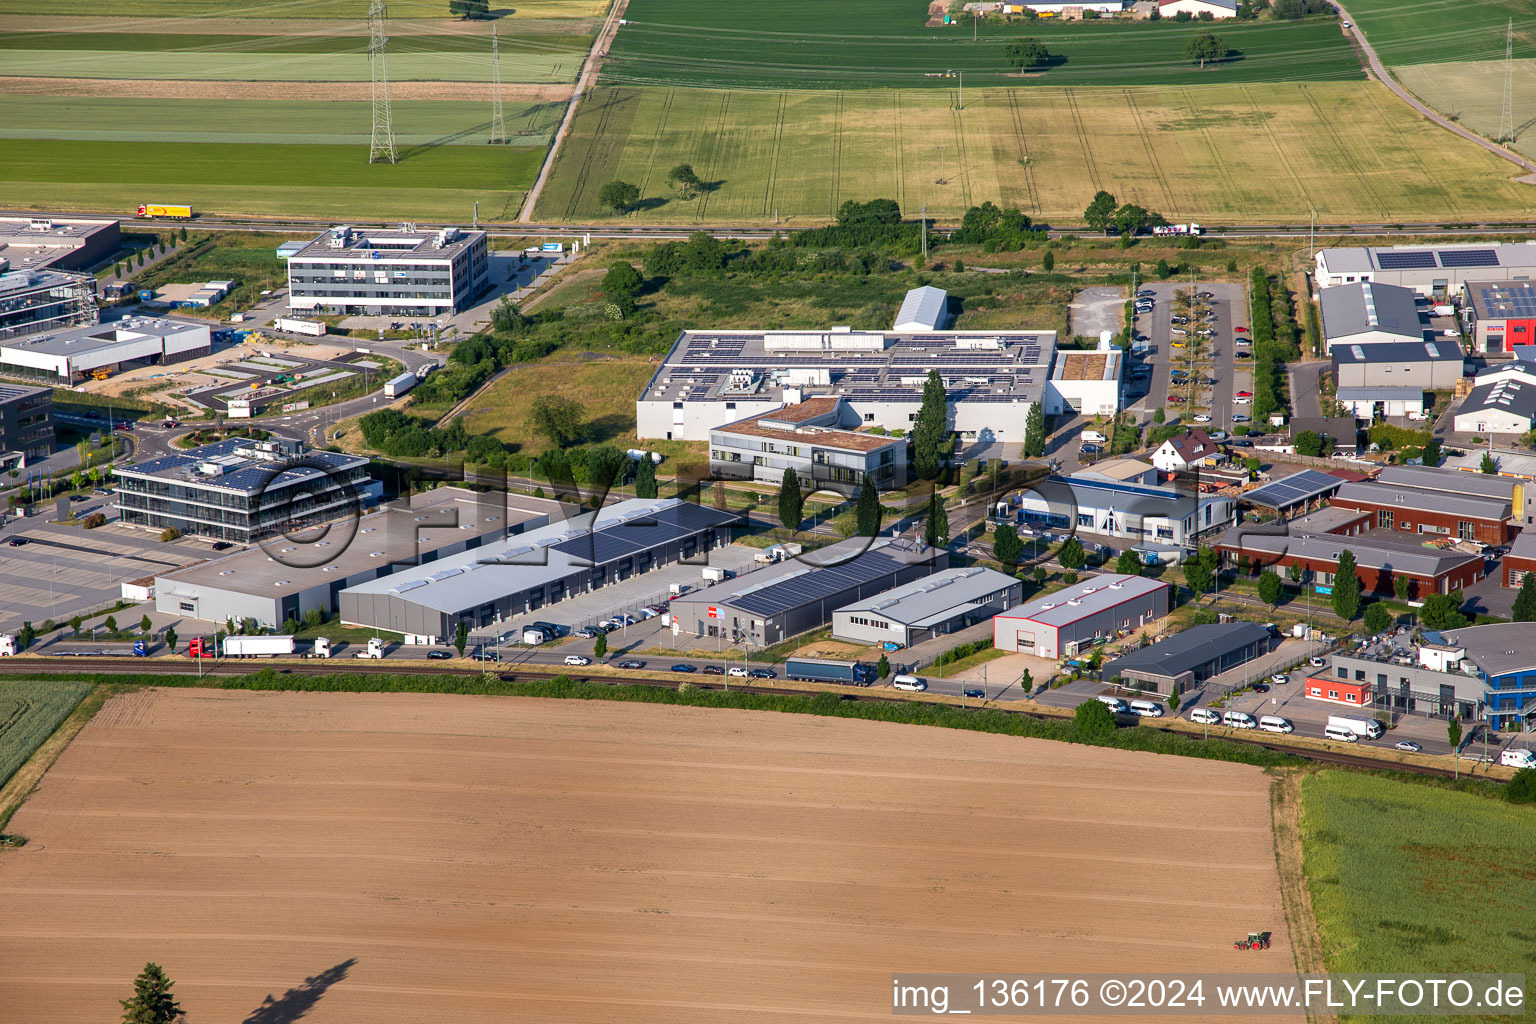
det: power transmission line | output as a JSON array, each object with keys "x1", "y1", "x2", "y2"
[
  {"x1": 368, "y1": 0, "x2": 397, "y2": 165},
  {"x1": 1500, "y1": 17, "x2": 1514, "y2": 145},
  {"x1": 490, "y1": 23, "x2": 508, "y2": 145}
]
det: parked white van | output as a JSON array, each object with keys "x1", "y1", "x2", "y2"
[
  {"x1": 1222, "y1": 710, "x2": 1257, "y2": 729},
  {"x1": 1129, "y1": 699, "x2": 1164, "y2": 718},
  {"x1": 1096, "y1": 695, "x2": 1129, "y2": 713},
  {"x1": 1258, "y1": 716, "x2": 1294, "y2": 734},
  {"x1": 1324, "y1": 723, "x2": 1360, "y2": 742},
  {"x1": 1080, "y1": 429, "x2": 1108, "y2": 444},
  {"x1": 892, "y1": 674, "x2": 927, "y2": 692},
  {"x1": 1190, "y1": 708, "x2": 1221, "y2": 725},
  {"x1": 1500, "y1": 748, "x2": 1536, "y2": 768}
]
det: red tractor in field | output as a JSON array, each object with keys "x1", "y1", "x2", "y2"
[{"x1": 1233, "y1": 932, "x2": 1272, "y2": 951}]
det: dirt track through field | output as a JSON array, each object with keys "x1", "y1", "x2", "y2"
[
  {"x1": 0, "y1": 76, "x2": 573, "y2": 102},
  {"x1": 0, "y1": 689, "x2": 1299, "y2": 1023}
]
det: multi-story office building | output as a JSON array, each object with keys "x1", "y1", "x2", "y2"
[
  {"x1": 113, "y1": 436, "x2": 378, "y2": 543},
  {"x1": 285, "y1": 224, "x2": 490, "y2": 317},
  {"x1": 0, "y1": 214, "x2": 120, "y2": 273},
  {"x1": 0, "y1": 269, "x2": 97, "y2": 341},
  {"x1": 708, "y1": 397, "x2": 909, "y2": 490},
  {"x1": 0, "y1": 384, "x2": 53, "y2": 460}
]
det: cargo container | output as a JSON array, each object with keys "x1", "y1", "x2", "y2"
[
  {"x1": 784, "y1": 657, "x2": 876, "y2": 685},
  {"x1": 273, "y1": 317, "x2": 326, "y2": 337},
  {"x1": 222, "y1": 635, "x2": 295, "y2": 658},
  {"x1": 383, "y1": 371, "x2": 416, "y2": 399},
  {"x1": 137, "y1": 203, "x2": 193, "y2": 219}
]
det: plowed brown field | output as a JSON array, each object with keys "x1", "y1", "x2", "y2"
[{"x1": 0, "y1": 689, "x2": 1296, "y2": 1023}]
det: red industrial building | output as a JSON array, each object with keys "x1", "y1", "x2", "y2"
[
  {"x1": 1304, "y1": 675, "x2": 1372, "y2": 708},
  {"x1": 1506, "y1": 530, "x2": 1536, "y2": 587},
  {"x1": 1328, "y1": 479, "x2": 1516, "y2": 547},
  {"x1": 1463, "y1": 281, "x2": 1536, "y2": 355}
]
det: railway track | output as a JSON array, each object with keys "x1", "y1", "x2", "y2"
[{"x1": 4, "y1": 658, "x2": 1487, "y2": 783}]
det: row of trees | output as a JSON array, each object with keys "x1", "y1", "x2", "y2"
[
  {"x1": 1082, "y1": 190, "x2": 1168, "y2": 237},
  {"x1": 1004, "y1": 30, "x2": 1223, "y2": 73}
]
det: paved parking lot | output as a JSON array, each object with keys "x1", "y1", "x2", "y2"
[
  {"x1": 1131, "y1": 280, "x2": 1249, "y2": 433},
  {"x1": 1069, "y1": 285, "x2": 1126, "y2": 340}
]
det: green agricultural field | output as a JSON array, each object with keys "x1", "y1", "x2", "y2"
[
  {"x1": 0, "y1": 46, "x2": 578, "y2": 82},
  {"x1": 1300, "y1": 770, "x2": 1536, "y2": 1008},
  {"x1": 536, "y1": 82, "x2": 1536, "y2": 224},
  {"x1": 0, "y1": 96, "x2": 562, "y2": 147},
  {"x1": 0, "y1": 138, "x2": 539, "y2": 221},
  {"x1": 604, "y1": 0, "x2": 1362, "y2": 89},
  {"x1": 0, "y1": 681, "x2": 90, "y2": 792},
  {"x1": 1342, "y1": 0, "x2": 1536, "y2": 65},
  {"x1": 0, "y1": 31, "x2": 593, "y2": 54},
  {"x1": 0, "y1": 0, "x2": 608, "y2": 16}
]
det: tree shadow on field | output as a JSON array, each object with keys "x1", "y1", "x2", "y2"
[{"x1": 242, "y1": 958, "x2": 357, "y2": 1024}]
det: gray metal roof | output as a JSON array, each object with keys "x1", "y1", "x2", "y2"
[
  {"x1": 1334, "y1": 480, "x2": 1512, "y2": 521},
  {"x1": 6, "y1": 315, "x2": 204, "y2": 358},
  {"x1": 1240, "y1": 469, "x2": 1343, "y2": 510},
  {"x1": 996, "y1": 573, "x2": 1169, "y2": 628},
  {"x1": 893, "y1": 286, "x2": 949, "y2": 331},
  {"x1": 1508, "y1": 528, "x2": 1536, "y2": 561},
  {"x1": 1104, "y1": 622, "x2": 1269, "y2": 677},
  {"x1": 339, "y1": 498, "x2": 737, "y2": 615},
  {"x1": 1321, "y1": 242, "x2": 1536, "y2": 276},
  {"x1": 1220, "y1": 528, "x2": 1482, "y2": 577},
  {"x1": 1331, "y1": 340, "x2": 1460, "y2": 364},
  {"x1": 1440, "y1": 623, "x2": 1536, "y2": 678},
  {"x1": 1319, "y1": 282, "x2": 1425, "y2": 342},
  {"x1": 1336, "y1": 386, "x2": 1426, "y2": 401},
  {"x1": 834, "y1": 566, "x2": 1017, "y2": 626},
  {"x1": 1457, "y1": 377, "x2": 1536, "y2": 422},
  {"x1": 1378, "y1": 464, "x2": 1518, "y2": 501},
  {"x1": 692, "y1": 537, "x2": 935, "y2": 618}
]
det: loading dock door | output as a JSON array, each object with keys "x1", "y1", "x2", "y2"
[{"x1": 1014, "y1": 630, "x2": 1035, "y2": 652}]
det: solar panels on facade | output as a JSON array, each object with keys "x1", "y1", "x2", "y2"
[
  {"x1": 1374, "y1": 251, "x2": 1437, "y2": 270},
  {"x1": 1436, "y1": 248, "x2": 1499, "y2": 268}
]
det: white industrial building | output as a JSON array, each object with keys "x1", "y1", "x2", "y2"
[
  {"x1": 1314, "y1": 242, "x2": 1536, "y2": 296},
  {"x1": 1453, "y1": 371, "x2": 1536, "y2": 435},
  {"x1": 992, "y1": 573, "x2": 1171, "y2": 659},
  {"x1": 0, "y1": 315, "x2": 209, "y2": 382},
  {"x1": 1016, "y1": 476, "x2": 1235, "y2": 545},
  {"x1": 1318, "y1": 281, "x2": 1427, "y2": 353},
  {"x1": 1043, "y1": 346, "x2": 1122, "y2": 416},
  {"x1": 637, "y1": 287, "x2": 1054, "y2": 445},
  {"x1": 831, "y1": 566, "x2": 1022, "y2": 648},
  {"x1": 286, "y1": 224, "x2": 490, "y2": 317},
  {"x1": 892, "y1": 285, "x2": 949, "y2": 332}
]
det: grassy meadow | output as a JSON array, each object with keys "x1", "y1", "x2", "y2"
[
  {"x1": 536, "y1": 82, "x2": 1536, "y2": 224},
  {"x1": 1300, "y1": 770, "x2": 1536, "y2": 1015},
  {"x1": 0, "y1": 681, "x2": 91, "y2": 792},
  {"x1": 1342, "y1": 0, "x2": 1536, "y2": 65},
  {"x1": 605, "y1": 0, "x2": 1362, "y2": 89},
  {"x1": 460, "y1": 354, "x2": 659, "y2": 455}
]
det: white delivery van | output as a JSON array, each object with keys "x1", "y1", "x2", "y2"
[
  {"x1": 1258, "y1": 715, "x2": 1294, "y2": 734},
  {"x1": 1190, "y1": 708, "x2": 1220, "y2": 725},
  {"x1": 1129, "y1": 699, "x2": 1164, "y2": 717},
  {"x1": 1080, "y1": 430, "x2": 1108, "y2": 444},
  {"x1": 1324, "y1": 723, "x2": 1360, "y2": 742},
  {"x1": 892, "y1": 674, "x2": 927, "y2": 692},
  {"x1": 1222, "y1": 710, "x2": 1257, "y2": 729},
  {"x1": 1327, "y1": 714, "x2": 1384, "y2": 740},
  {"x1": 1500, "y1": 748, "x2": 1536, "y2": 769},
  {"x1": 1096, "y1": 695, "x2": 1129, "y2": 713}
]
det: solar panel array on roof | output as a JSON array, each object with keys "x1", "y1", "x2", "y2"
[
  {"x1": 730, "y1": 551, "x2": 904, "y2": 617},
  {"x1": 1437, "y1": 248, "x2": 1499, "y2": 268},
  {"x1": 1478, "y1": 285, "x2": 1536, "y2": 317},
  {"x1": 1375, "y1": 251, "x2": 1437, "y2": 270},
  {"x1": 1242, "y1": 469, "x2": 1343, "y2": 509}
]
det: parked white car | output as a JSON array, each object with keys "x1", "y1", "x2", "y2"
[
  {"x1": 1193, "y1": 414, "x2": 1212, "y2": 423},
  {"x1": 563, "y1": 654, "x2": 591, "y2": 666},
  {"x1": 727, "y1": 666, "x2": 750, "y2": 677}
]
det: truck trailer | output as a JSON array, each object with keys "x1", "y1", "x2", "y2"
[
  {"x1": 1326, "y1": 714, "x2": 1384, "y2": 740},
  {"x1": 784, "y1": 657, "x2": 877, "y2": 686},
  {"x1": 383, "y1": 371, "x2": 416, "y2": 399},
  {"x1": 222, "y1": 635, "x2": 295, "y2": 658},
  {"x1": 273, "y1": 317, "x2": 327, "y2": 337},
  {"x1": 137, "y1": 203, "x2": 193, "y2": 219}
]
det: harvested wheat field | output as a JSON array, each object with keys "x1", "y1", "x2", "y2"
[{"x1": 0, "y1": 689, "x2": 1297, "y2": 1023}]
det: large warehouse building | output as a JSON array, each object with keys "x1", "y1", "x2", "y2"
[
  {"x1": 340, "y1": 498, "x2": 738, "y2": 638},
  {"x1": 1217, "y1": 527, "x2": 1484, "y2": 599},
  {"x1": 1452, "y1": 371, "x2": 1536, "y2": 436},
  {"x1": 0, "y1": 214, "x2": 119, "y2": 273},
  {"x1": 1103, "y1": 622, "x2": 1271, "y2": 693},
  {"x1": 114, "y1": 436, "x2": 377, "y2": 543},
  {"x1": 991, "y1": 573, "x2": 1170, "y2": 659},
  {"x1": 667, "y1": 536, "x2": 943, "y2": 647},
  {"x1": 154, "y1": 488, "x2": 555, "y2": 629},
  {"x1": 1331, "y1": 340, "x2": 1462, "y2": 416},
  {"x1": 637, "y1": 288, "x2": 1055, "y2": 445},
  {"x1": 285, "y1": 224, "x2": 490, "y2": 317},
  {"x1": 1318, "y1": 281, "x2": 1427, "y2": 353},
  {"x1": 0, "y1": 315, "x2": 208, "y2": 383},
  {"x1": 1315, "y1": 241, "x2": 1536, "y2": 296},
  {"x1": 1461, "y1": 280, "x2": 1536, "y2": 354},
  {"x1": 1329, "y1": 478, "x2": 1516, "y2": 545},
  {"x1": 831, "y1": 566, "x2": 1021, "y2": 648}
]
